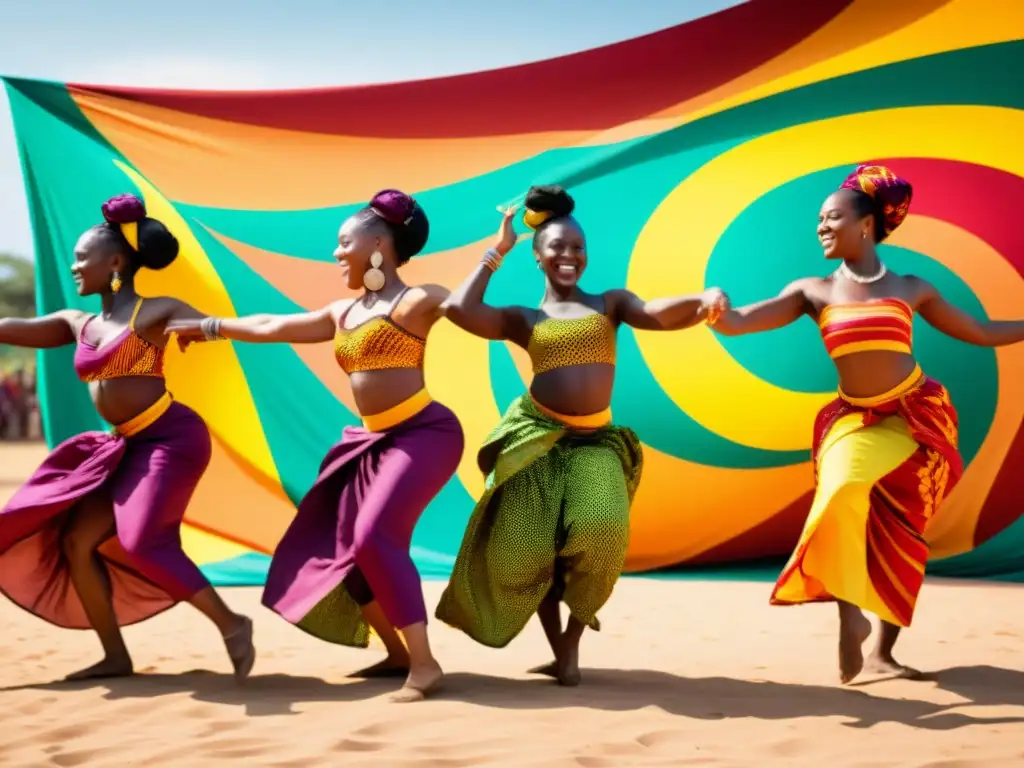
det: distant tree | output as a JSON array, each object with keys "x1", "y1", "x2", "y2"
[{"x1": 0, "y1": 253, "x2": 34, "y2": 318}]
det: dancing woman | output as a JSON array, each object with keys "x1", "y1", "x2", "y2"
[
  {"x1": 0, "y1": 194, "x2": 254, "y2": 681},
  {"x1": 435, "y1": 185, "x2": 726, "y2": 686},
  {"x1": 712, "y1": 164, "x2": 1024, "y2": 683},
  {"x1": 168, "y1": 190, "x2": 464, "y2": 702}
]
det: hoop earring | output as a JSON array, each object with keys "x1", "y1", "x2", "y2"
[
  {"x1": 110, "y1": 271, "x2": 123, "y2": 294},
  {"x1": 363, "y1": 251, "x2": 386, "y2": 292}
]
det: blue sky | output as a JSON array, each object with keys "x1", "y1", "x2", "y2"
[{"x1": 0, "y1": 0, "x2": 743, "y2": 258}]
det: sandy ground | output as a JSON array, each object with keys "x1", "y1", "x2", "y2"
[{"x1": 2, "y1": 442, "x2": 1024, "y2": 767}]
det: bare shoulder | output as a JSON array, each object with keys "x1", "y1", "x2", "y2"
[
  {"x1": 899, "y1": 274, "x2": 938, "y2": 307},
  {"x1": 55, "y1": 308, "x2": 90, "y2": 334},
  {"x1": 327, "y1": 298, "x2": 355, "y2": 324},
  {"x1": 405, "y1": 283, "x2": 449, "y2": 308},
  {"x1": 136, "y1": 295, "x2": 193, "y2": 323},
  {"x1": 786, "y1": 276, "x2": 825, "y2": 295},
  {"x1": 138, "y1": 295, "x2": 178, "y2": 312},
  {"x1": 601, "y1": 288, "x2": 632, "y2": 308}
]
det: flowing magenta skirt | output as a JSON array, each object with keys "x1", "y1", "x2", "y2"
[
  {"x1": 262, "y1": 394, "x2": 464, "y2": 647},
  {"x1": 0, "y1": 394, "x2": 212, "y2": 628}
]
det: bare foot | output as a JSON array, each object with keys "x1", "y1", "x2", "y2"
[
  {"x1": 224, "y1": 616, "x2": 255, "y2": 684},
  {"x1": 348, "y1": 656, "x2": 410, "y2": 679},
  {"x1": 64, "y1": 655, "x2": 134, "y2": 681},
  {"x1": 527, "y1": 661, "x2": 559, "y2": 679},
  {"x1": 556, "y1": 644, "x2": 581, "y2": 687},
  {"x1": 862, "y1": 655, "x2": 923, "y2": 681},
  {"x1": 838, "y1": 610, "x2": 872, "y2": 684},
  {"x1": 390, "y1": 662, "x2": 443, "y2": 703}
]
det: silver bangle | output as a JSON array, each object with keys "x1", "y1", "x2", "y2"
[{"x1": 200, "y1": 316, "x2": 223, "y2": 341}]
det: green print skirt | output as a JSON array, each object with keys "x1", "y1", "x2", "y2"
[{"x1": 435, "y1": 395, "x2": 643, "y2": 647}]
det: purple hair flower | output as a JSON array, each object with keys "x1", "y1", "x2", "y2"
[
  {"x1": 101, "y1": 193, "x2": 147, "y2": 224},
  {"x1": 370, "y1": 189, "x2": 417, "y2": 226}
]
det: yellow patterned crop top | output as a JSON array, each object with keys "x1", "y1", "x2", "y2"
[
  {"x1": 333, "y1": 289, "x2": 426, "y2": 375},
  {"x1": 527, "y1": 311, "x2": 617, "y2": 375}
]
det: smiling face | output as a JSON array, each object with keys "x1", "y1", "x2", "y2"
[
  {"x1": 334, "y1": 214, "x2": 385, "y2": 291},
  {"x1": 817, "y1": 190, "x2": 873, "y2": 260},
  {"x1": 69, "y1": 228, "x2": 123, "y2": 297},
  {"x1": 534, "y1": 218, "x2": 587, "y2": 289}
]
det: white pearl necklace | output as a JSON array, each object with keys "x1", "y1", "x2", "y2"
[{"x1": 838, "y1": 261, "x2": 887, "y2": 284}]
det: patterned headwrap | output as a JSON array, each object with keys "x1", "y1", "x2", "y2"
[{"x1": 839, "y1": 164, "x2": 913, "y2": 239}]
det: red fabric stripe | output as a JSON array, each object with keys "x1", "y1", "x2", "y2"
[
  {"x1": 822, "y1": 328, "x2": 912, "y2": 354},
  {"x1": 70, "y1": 0, "x2": 852, "y2": 138},
  {"x1": 866, "y1": 548, "x2": 913, "y2": 627},
  {"x1": 774, "y1": 380, "x2": 959, "y2": 623},
  {"x1": 875, "y1": 158, "x2": 1024, "y2": 545},
  {"x1": 866, "y1": 490, "x2": 926, "y2": 626},
  {"x1": 823, "y1": 323, "x2": 912, "y2": 339},
  {"x1": 822, "y1": 326, "x2": 911, "y2": 342},
  {"x1": 822, "y1": 314, "x2": 911, "y2": 332},
  {"x1": 687, "y1": 490, "x2": 814, "y2": 565}
]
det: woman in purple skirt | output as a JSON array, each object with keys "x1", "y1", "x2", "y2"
[
  {"x1": 169, "y1": 190, "x2": 465, "y2": 703},
  {"x1": 0, "y1": 194, "x2": 254, "y2": 682}
]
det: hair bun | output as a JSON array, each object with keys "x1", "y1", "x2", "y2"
[
  {"x1": 101, "y1": 193, "x2": 146, "y2": 224},
  {"x1": 370, "y1": 189, "x2": 418, "y2": 226},
  {"x1": 524, "y1": 185, "x2": 574, "y2": 219}
]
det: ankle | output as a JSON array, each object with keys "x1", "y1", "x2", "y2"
[
  {"x1": 101, "y1": 646, "x2": 131, "y2": 661},
  {"x1": 409, "y1": 655, "x2": 441, "y2": 672},
  {"x1": 221, "y1": 614, "x2": 249, "y2": 639}
]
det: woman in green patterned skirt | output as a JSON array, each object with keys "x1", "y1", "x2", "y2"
[{"x1": 436, "y1": 185, "x2": 727, "y2": 685}]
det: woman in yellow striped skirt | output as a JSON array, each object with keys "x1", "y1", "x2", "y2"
[{"x1": 713, "y1": 164, "x2": 1024, "y2": 683}]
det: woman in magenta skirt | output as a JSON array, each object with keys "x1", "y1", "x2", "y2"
[{"x1": 0, "y1": 194, "x2": 254, "y2": 682}]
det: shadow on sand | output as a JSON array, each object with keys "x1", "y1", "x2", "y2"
[{"x1": 5, "y1": 663, "x2": 1024, "y2": 727}]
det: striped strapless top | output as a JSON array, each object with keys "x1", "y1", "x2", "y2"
[{"x1": 819, "y1": 298, "x2": 914, "y2": 359}]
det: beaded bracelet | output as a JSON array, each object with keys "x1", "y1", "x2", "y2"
[
  {"x1": 481, "y1": 247, "x2": 505, "y2": 272},
  {"x1": 200, "y1": 316, "x2": 224, "y2": 341}
]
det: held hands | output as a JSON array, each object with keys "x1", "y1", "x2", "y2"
[
  {"x1": 164, "y1": 318, "x2": 210, "y2": 352},
  {"x1": 701, "y1": 287, "x2": 730, "y2": 326}
]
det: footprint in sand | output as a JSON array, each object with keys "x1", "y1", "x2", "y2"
[
  {"x1": 332, "y1": 738, "x2": 386, "y2": 753},
  {"x1": 48, "y1": 749, "x2": 98, "y2": 768}
]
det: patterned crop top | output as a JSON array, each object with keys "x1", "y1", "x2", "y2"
[
  {"x1": 527, "y1": 311, "x2": 617, "y2": 375},
  {"x1": 73, "y1": 298, "x2": 165, "y2": 383},
  {"x1": 819, "y1": 298, "x2": 914, "y2": 359},
  {"x1": 333, "y1": 289, "x2": 426, "y2": 375}
]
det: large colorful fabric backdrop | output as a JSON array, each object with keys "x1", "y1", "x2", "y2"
[{"x1": 4, "y1": 0, "x2": 1024, "y2": 586}]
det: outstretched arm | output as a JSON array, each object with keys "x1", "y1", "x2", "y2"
[
  {"x1": 607, "y1": 288, "x2": 722, "y2": 331},
  {"x1": 0, "y1": 310, "x2": 84, "y2": 349},
  {"x1": 165, "y1": 305, "x2": 338, "y2": 346},
  {"x1": 441, "y1": 208, "x2": 532, "y2": 346},
  {"x1": 711, "y1": 280, "x2": 810, "y2": 336},
  {"x1": 916, "y1": 278, "x2": 1024, "y2": 347}
]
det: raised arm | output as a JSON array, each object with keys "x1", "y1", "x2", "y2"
[
  {"x1": 915, "y1": 277, "x2": 1024, "y2": 347},
  {"x1": 441, "y1": 208, "x2": 532, "y2": 346},
  {"x1": 711, "y1": 279, "x2": 811, "y2": 337},
  {"x1": 0, "y1": 310, "x2": 84, "y2": 349},
  {"x1": 165, "y1": 305, "x2": 339, "y2": 346},
  {"x1": 606, "y1": 288, "x2": 724, "y2": 331}
]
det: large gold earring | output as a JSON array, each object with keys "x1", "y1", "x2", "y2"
[
  {"x1": 363, "y1": 251, "x2": 386, "y2": 292},
  {"x1": 110, "y1": 271, "x2": 123, "y2": 294}
]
